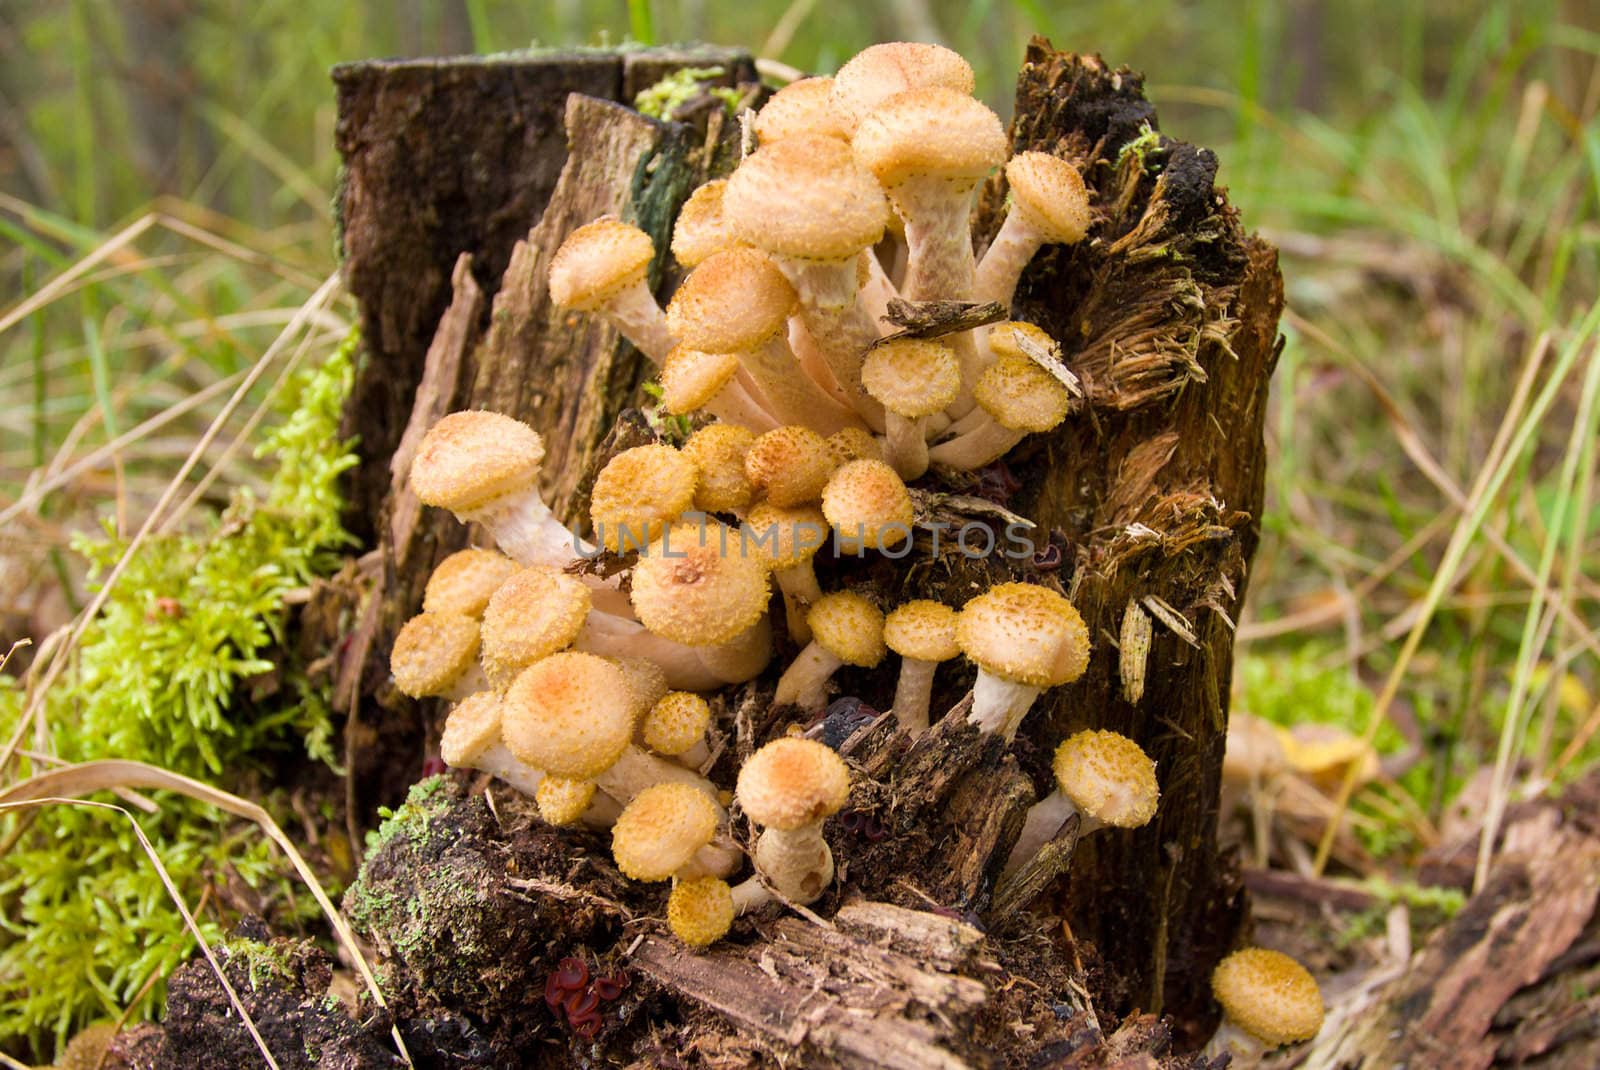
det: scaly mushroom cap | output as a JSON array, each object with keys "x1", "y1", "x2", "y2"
[
  {"x1": 737, "y1": 736, "x2": 852, "y2": 830},
  {"x1": 423, "y1": 548, "x2": 519, "y2": 619},
  {"x1": 754, "y1": 77, "x2": 849, "y2": 143},
  {"x1": 743, "y1": 502, "x2": 828, "y2": 570},
  {"x1": 549, "y1": 216, "x2": 656, "y2": 311},
  {"x1": 480, "y1": 565, "x2": 592, "y2": 677},
  {"x1": 808, "y1": 592, "x2": 887, "y2": 667},
  {"x1": 682, "y1": 423, "x2": 757, "y2": 514},
  {"x1": 957, "y1": 582, "x2": 1089, "y2": 688},
  {"x1": 613, "y1": 655, "x2": 671, "y2": 719},
  {"x1": 660, "y1": 346, "x2": 741, "y2": 415},
  {"x1": 439, "y1": 690, "x2": 503, "y2": 768},
  {"x1": 860, "y1": 338, "x2": 961, "y2": 418},
  {"x1": 745, "y1": 426, "x2": 834, "y2": 507},
  {"x1": 410, "y1": 410, "x2": 545, "y2": 513},
  {"x1": 672, "y1": 180, "x2": 740, "y2": 267},
  {"x1": 589, "y1": 444, "x2": 699, "y2": 552},
  {"x1": 852, "y1": 88, "x2": 1007, "y2": 192},
  {"x1": 611, "y1": 782, "x2": 720, "y2": 881},
  {"x1": 724, "y1": 135, "x2": 889, "y2": 261},
  {"x1": 666, "y1": 248, "x2": 796, "y2": 354},
  {"x1": 826, "y1": 427, "x2": 884, "y2": 465},
  {"x1": 667, "y1": 876, "x2": 736, "y2": 947},
  {"x1": 642, "y1": 691, "x2": 712, "y2": 757},
  {"x1": 536, "y1": 776, "x2": 596, "y2": 826},
  {"x1": 1211, "y1": 948, "x2": 1325, "y2": 1048},
  {"x1": 974, "y1": 355, "x2": 1071, "y2": 433},
  {"x1": 630, "y1": 519, "x2": 771, "y2": 646},
  {"x1": 1004, "y1": 152, "x2": 1092, "y2": 245},
  {"x1": 987, "y1": 321, "x2": 1062, "y2": 363},
  {"x1": 1052, "y1": 730, "x2": 1159, "y2": 828},
  {"x1": 883, "y1": 600, "x2": 959, "y2": 662},
  {"x1": 830, "y1": 42, "x2": 975, "y2": 135},
  {"x1": 821, "y1": 459, "x2": 914, "y2": 550},
  {"x1": 501, "y1": 652, "x2": 635, "y2": 778},
  {"x1": 391, "y1": 611, "x2": 482, "y2": 698}
]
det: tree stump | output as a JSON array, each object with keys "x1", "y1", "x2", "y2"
[{"x1": 324, "y1": 38, "x2": 1281, "y2": 1062}]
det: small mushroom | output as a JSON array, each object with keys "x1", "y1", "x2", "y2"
[
  {"x1": 745, "y1": 425, "x2": 836, "y2": 507},
  {"x1": 957, "y1": 583, "x2": 1089, "y2": 740},
  {"x1": 671, "y1": 180, "x2": 742, "y2": 268},
  {"x1": 439, "y1": 691, "x2": 544, "y2": 797},
  {"x1": 882, "y1": 600, "x2": 959, "y2": 734},
  {"x1": 588, "y1": 444, "x2": 699, "y2": 554},
  {"x1": 773, "y1": 592, "x2": 886, "y2": 711},
  {"x1": 390, "y1": 611, "x2": 490, "y2": 701},
  {"x1": 974, "y1": 152, "x2": 1092, "y2": 310},
  {"x1": 479, "y1": 565, "x2": 592, "y2": 682},
  {"x1": 628, "y1": 519, "x2": 772, "y2": 650},
  {"x1": 1206, "y1": 948, "x2": 1325, "y2": 1059},
  {"x1": 828, "y1": 43, "x2": 975, "y2": 137},
  {"x1": 549, "y1": 217, "x2": 673, "y2": 364},
  {"x1": 422, "y1": 548, "x2": 518, "y2": 619},
  {"x1": 860, "y1": 338, "x2": 961, "y2": 479},
  {"x1": 1000, "y1": 729, "x2": 1159, "y2": 877},
  {"x1": 927, "y1": 354, "x2": 1071, "y2": 470},
  {"x1": 734, "y1": 736, "x2": 852, "y2": 906},
  {"x1": 610, "y1": 782, "x2": 741, "y2": 881},
  {"x1": 659, "y1": 346, "x2": 777, "y2": 432},
  {"x1": 641, "y1": 691, "x2": 713, "y2": 769},
  {"x1": 667, "y1": 875, "x2": 738, "y2": 948},
  {"x1": 821, "y1": 459, "x2": 914, "y2": 554},
  {"x1": 742, "y1": 501, "x2": 829, "y2": 644},
  {"x1": 753, "y1": 77, "x2": 849, "y2": 144},
  {"x1": 681, "y1": 423, "x2": 758, "y2": 516}
]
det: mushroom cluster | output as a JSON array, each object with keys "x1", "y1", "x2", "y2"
[{"x1": 383, "y1": 39, "x2": 1320, "y2": 1057}]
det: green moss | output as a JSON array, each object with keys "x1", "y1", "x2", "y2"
[
  {"x1": 223, "y1": 936, "x2": 298, "y2": 991},
  {"x1": 633, "y1": 66, "x2": 740, "y2": 120},
  {"x1": 362, "y1": 774, "x2": 449, "y2": 854},
  {"x1": 0, "y1": 331, "x2": 360, "y2": 1059}
]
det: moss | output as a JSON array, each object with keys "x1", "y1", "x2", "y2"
[
  {"x1": 633, "y1": 66, "x2": 739, "y2": 120},
  {"x1": 360, "y1": 773, "x2": 449, "y2": 854}
]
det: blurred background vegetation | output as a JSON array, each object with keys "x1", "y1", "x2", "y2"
[{"x1": 2, "y1": 0, "x2": 1599, "y2": 1057}]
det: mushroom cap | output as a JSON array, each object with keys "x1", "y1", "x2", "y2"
[
  {"x1": 852, "y1": 88, "x2": 1007, "y2": 191},
  {"x1": 642, "y1": 691, "x2": 712, "y2": 757},
  {"x1": 630, "y1": 519, "x2": 772, "y2": 646},
  {"x1": 1211, "y1": 948, "x2": 1325, "y2": 1048},
  {"x1": 987, "y1": 321, "x2": 1062, "y2": 363},
  {"x1": 1222, "y1": 712, "x2": 1290, "y2": 785},
  {"x1": 974, "y1": 355, "x2": 1071, "y2": 433},
  {"x1": 826, "y1": 427, "x2": 884, "y2": 465},
  {"x1": 1052, "y1": 730, "x2": 1159, "y2": 828},
  {"x1": 883, "y1": 600, "x2": 959, "y2": 662},
  {"x1": 742, "y1": 502, "x2": 829, "y2": 569},
  {"x1": 745, "y1": 426, "x2": 834, "y2": 507},
  {"x1": 610, "y1": 782, "x2": 721, "y2": 881},
  {"x1": 480, "y1": 565, "x2": 593, "y2": 677},
  {"x1": 808, "y1": 592, "x2": 887, "y2": 667},
  {"x1": 860, "y1": 339, "x2": 961, "y2": 418},
  {"x1": 666, "y1": 248, "x2": 796, "y2": 354},
  {"x1": 821, "y1": 459, "x2": 914, "y2": 551},
  {"x1": 612, "y1": 655, "x2": 671, "y2": 720},
  {"x1": 672, "y1": 180, "x2": 741, "y2": 268},
  {"x1": 536, "y1": 776, "x2": 596, "y2": 826},
  {"x1": 589, "y1": 444, "x2": 699, "y2": 553},
  {"x1": 737, "y1": 736, "x2": 852, "y2": 830},
  {"x1": 390, "y1": 611, "x2": 482, "y2": 698},
  {"x1": 667, "y1": 876, "x2": 736, "y2": 947},
  {"x1": 724, "y1": 134, "x2": 889, "y2": 262},
  {"x1": 957, "y1": 582, "x2": 1089, "y2": 687},
  {"x1": 423, "y1": 548, "x2": 519, "y2": 619},
  {"x1": 1004, "y1": 152, "x2": 1092, "y2": 245},
  {"x1": 682, "y1": 423, "x2": 757, "y2": 514},
  {"x1": 410, "y1": 410, "x2": 545, "y2": 513},
  {"x1": 501, "y1": 652, "x2": 635, "y2": 778},
  {"x1": 755, "y1": 77, "x2": 849, "y2": 143},
  {"x1": 660, "y1": 346, "x2": 741, "y2": 414},
  {"x1": 439, "y1": 690, "x2": 504, "y2": 768},
  {"x1": 549, "y1": 216, "x2": 656, "y2": 311},
  {"x1": 830, "y1": 42, "x2": 975, "y2": 135}
]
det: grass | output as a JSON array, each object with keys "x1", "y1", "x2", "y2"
[{"x1": 0, "y1": 0, "x2": 1597, "y2": 1059}]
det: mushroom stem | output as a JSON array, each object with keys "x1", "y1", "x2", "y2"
[
  {"x1": 860, "y1": 247, "x2": 899, "y2": 327},
  {"x1": 1200, "y1": 1024, "x2": 1266, "y2": 1063},
  {"x1": 894, "y1": 181, "x2": 977, "y2": 302},
  {"x1": 973, "y1": 208, "x2": 1049, "y2": 311},
  {"x1": 438, "y1": 661, "x2": 493, "y2": 702},
  {"x1": 599, "y1": 278, "x2": 675, "y2": 365},
  {"x1": 594, "y1": 744, "x2": 723, "y2": 807},
  {"x1": 772, "y1": 561, "x2": 823, "y2": 645},
  {"x1": 704, "y1": 377, "x2": 782, "y2": 432},
  {"x1": 778, "y1": 260, "x2": 887, "y2": 431},
  {"x1": 890, "y1": 657, "x2": 939, "y2": 734},
  {"x1": 729, "y1": 876, "x2": 774, "y2": 915},
  {"x1": 739, "y1": 334, "x2": 865, "y2": 435},
  {"x1": 926, "y1": 418, "x2": 1022, "y2": 471},
  {"x1": 693, "y1": 616, "x2": 774, "y2": 686},
  {"x1": 772, "y1": 640, "x2": 844, "y2": 710},
  {"x1": 999, "y1": 789, "x2": 1090, "y2": 879},
  {"x1": 460, "y1": 740, "x2": 546, "y2": 798},
  {"x1": 576, "y1": 612, "x2": 725, "y2": 691},
  {"x1": 753, "y1": 822, "x2": 835, "y2": 903},
  {"x1": 882, "y1": 411, "x2": 930, "y2": 480},
  {"x1": 459, "y1": 486, "x2": 592, "y2": 568},
  {"x1": 679, "y1": 840, "x2": 745, "y2": 881},
  {"x1": 966, "y1": 670, "x2": 1043, "y2": 741}
]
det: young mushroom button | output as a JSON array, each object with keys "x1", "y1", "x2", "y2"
[
  {"x1": 882, "y1": 600, "x2": 960, "y2": 734},
  {"x1": 773, "y1": 592, "x2": 887, "y2": 711},
  {"x1": 736, "y1": 737, "x2": 852, "y2": 905},
  {"x1": 753, "y1": 77, "x2": 850, "y2": 144},
  {"x1": 390, "y1": 611, "x2": 489, "y2": 701},
  {"x1": 479, "y1": 565, "x2": 592, "y2": 682},
  {"x1": 957, "y1": 583, "x2": 1090, "y2": 740},
  {"x1": 681, "y1": 423, "x2": 758, "y2": 516},
  {"x1": 861, "y1": 338, "x2": 961, "y2": 480},
  {"x1": 828, "y1": 42, "x2": 976, "y2": 136},
  {"x1": 439, "y1": 691, "x2": 544, "y2": 798},
  {"x1": 1208, "y1": 948, "x2": 1325, "y2": 1058},
  {"x1": 745, "y1": 426, "x2": 835, "y2": 508},
  {"x1": 1001, "y1": 729, "x2": 1159, "y2": 878},
  {"x1": 822, "y1": 459, "x2": 914, "y2": 554},
  {"x1": 629, "y1": 519, "x2": 771, "y2": 648},
  {"x1": 589, "y1": 445, "x2": 698, "y2": 554},
  {"x1": 667, "y1": 876, "x2": 736, "y2": 948},
  {"x1": 610, "y1": 782, "x2": 738, "y2": 882},
  {"x1": 421, "y1": 548, "x2": 518, "y2": 619}
]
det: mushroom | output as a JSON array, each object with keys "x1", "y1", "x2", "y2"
[
  {"x1": 957, "y1": 583, "x2": 1090, "y2": 740},
  {"x1": 745, "y1": 425, "x2": 836, "y2": 507},
  {"x1": 927, "y1": 354, "x2": 1072, "y2": 471},
  {"x1": 828, "y1": 42, "x2": 975, "y2": 137},
  {"x1": 723, "y1": 134, "x2": 891, "y2": 428},
  {"x1": 681, "y1": 423, "x2": 758, "y2": 516},
  {"x1": 536, "y1": 775, "x2": 622, "y2": 828},
  {"x1": 974, "y1": 152, "x2": 1092, "y2": 310},
  {"x1": 666, "y1": 248, "x2": 863, "y2": 434},
  {"x1": 642, "y1": 691, "x2": 713, "y2": 769},
  {"x1": 390, "y1": 611, "x2": 490, "y2": 701},
  {"x1": 479, "y1": 564, "x2": 592, "y2": 682},
  {"x1": 949, "y1": 320, "x2": 1062, "y2": 434},
  {"x1": 439, "y1": 691, "x2": 545, "y2": 798},
  {"x1": 410, "y1": 411, "x2": 585, "y2": 569},
  {"x1": 610, "y1": 782, "x2": 741, "y2": 882},
  {"x1": 734, "y1": 737, "x2": 852, "y2": 905},
  {"x1": 773, "y1": 592, "x2": 886, "y2": 711},
  {"x1": 825, "y1": 427, "x2": 885, "y2": 467},
  {"x1": 821, "y1": 459, "x2": 914, "y2": 555},
  {"x1": 860, "y1": 338, "x2": 961, "y2": 479},
  {"x1": 549, "y1": 216, "x2": 673, "y2": 363},
  {"x1": 671, "y1": 180, "x2": 742, "y2": 268},
  {"x1": 753, "y1": 77, "x2": 849, "y2": 144},
  {"x1": 588, "y1": 444, "x2": 699, "y2": 554},
  {"x1": 627, "y1": 519, "x2": 774, "y2": 679},
  {"x1": 882, "y1": 600, "x2": 959, "y2": 734},
  {"x1": 1206, "y1": 948, "x2": 1325, "y2": 1059},
  {"x1": 659, "y1": 345, "x2": 778, "y2": 432},
  {"x1": 666, "y1": 875, "x2": 736, "y2": 948},
  {"x1": 1000, "y1": 729, "x2": 1159, "y2": 878},
  {"x1": 742, "y1": 501, "x2": 829, "y2": 644},
  {"x1": 422, "y1": 548, "x2": 518, "y2": 619}
]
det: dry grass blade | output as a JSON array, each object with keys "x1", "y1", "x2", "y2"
[
  {"x1": 0, "y1": 795, "x2": 282, "y2": 1070},
  {"x1": 0, "y1": 212, "x2": 158, "y2": 338},
  {"x1": 0, "y1": 759, "x2": 414, "y2": 1068}
]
